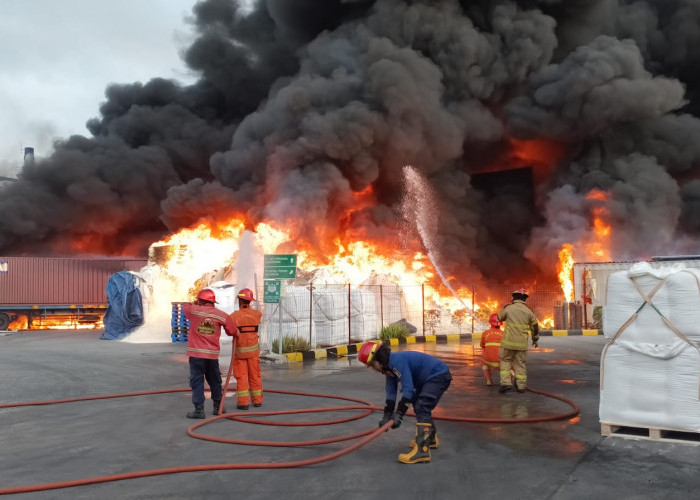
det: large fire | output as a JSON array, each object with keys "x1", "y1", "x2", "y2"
[
  {"x1": 139, "y1": 156, "x2": 616, "y2": 337},
  {"x1": 137, "y1": 215, "x2": 503, "y2": 337}
]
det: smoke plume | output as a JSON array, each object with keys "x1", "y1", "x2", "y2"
[{"x1": 2, "y1": 0, "x2": 700, "y2": 290}]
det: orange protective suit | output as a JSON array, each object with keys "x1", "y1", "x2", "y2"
[
  {"x1": 480, "y1": 326, "x2": 503, "y2": 385},
  {"x1": 231, "y1": 305, "x2": 263, "y2": 407}
]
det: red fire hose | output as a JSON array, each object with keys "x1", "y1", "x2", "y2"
[{"x1": 0, "y1": 338, "x2": 580, "y2": 495}]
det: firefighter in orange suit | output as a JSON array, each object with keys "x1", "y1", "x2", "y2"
[
  {"x1": 183, "y1": 288, "x2": 238, "y2": 419},
  {"x1": 497, "y1": 288, "x2": 539, "y2": 393},
  {"x1": 230, "y1": 288, "x2": 263, "y2": 410},
  {"x1": 480, "y1": 313, "x2": 503, "y2": 386}
]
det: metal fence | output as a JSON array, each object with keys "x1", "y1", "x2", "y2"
[{"x1": 256, "y1": 281, "x2": 566, "y2": 351}]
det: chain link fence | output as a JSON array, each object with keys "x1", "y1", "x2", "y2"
[{"x1": 256, "y1": 281, "x2": 567, "y2": 351}]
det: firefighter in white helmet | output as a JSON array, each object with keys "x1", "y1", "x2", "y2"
[
  {"x1": 497, "y1": 288, "x2": 539, "y2": 393},
  {"x1": 358, "y1": 341, "x2": 452, "y2": 464}
]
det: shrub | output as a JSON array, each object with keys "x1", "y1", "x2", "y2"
[
  {"x1": 271, "y1": 335, "x2": 311, "y2": 353},
  {"x1": 592, "y1": 306, "x2": 603, "y2": 330},
  {"x1": 379, "y1": 323, "x2": 410, "y2": 340}
]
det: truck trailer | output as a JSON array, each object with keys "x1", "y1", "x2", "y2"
[{"x1": 0, "y1": 256, "x2": 148, "y2": 331}]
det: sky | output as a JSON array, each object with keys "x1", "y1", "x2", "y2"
[{"x1": 0, "y1": 0, "x2": 199, "y2": 176}]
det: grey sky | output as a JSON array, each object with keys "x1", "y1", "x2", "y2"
[{"x1": 0, "y1": 0, "x2": 198, "y2": 175}]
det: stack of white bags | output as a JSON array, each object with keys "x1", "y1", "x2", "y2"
[{"x1": 600, "y1": 262, "x2": 700, "y2": 431}]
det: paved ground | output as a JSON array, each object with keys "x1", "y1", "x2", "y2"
[{"x1": 1, "y1": 330, "x2": 699, "y2": 499}]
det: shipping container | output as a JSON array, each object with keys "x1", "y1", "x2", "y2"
[{"x1": 0, "y1": 256, "x2": 148, "y2": 330}]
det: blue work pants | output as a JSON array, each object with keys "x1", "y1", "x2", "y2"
[
  {"x1": 413, "y1": 372, "x2": 452, "y2": 424},
  {"x1": 189, "y1": 357, "x2": 223, "y2": 406}
]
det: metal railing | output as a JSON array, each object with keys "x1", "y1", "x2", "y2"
[{"x1": 256, "y1": 282, "x2": 566, "y2": 351}]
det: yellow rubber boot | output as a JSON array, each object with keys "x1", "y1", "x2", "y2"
[{"x1": 399, "y1": 423, "x2": 432, "y2": 464}]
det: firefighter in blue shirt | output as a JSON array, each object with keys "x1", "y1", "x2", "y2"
[{"x1": 358, "y1": 342, "x2": 452, "y2": 464}]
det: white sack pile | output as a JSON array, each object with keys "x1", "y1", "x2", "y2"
[
  {"x1": 262, "y1": 286, "x2": 382, "y2": 348},
  {"x1": 600, "y1": 262, "x2": 700, "y2": 431}
]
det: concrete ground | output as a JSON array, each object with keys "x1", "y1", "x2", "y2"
[{"x1": 1, "y1": 330, "x2": 699, "y2": 499}]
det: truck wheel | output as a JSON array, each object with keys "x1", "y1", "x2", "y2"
[{"x1": 0, "y1": 313, "x2": 10, "y2": 331}]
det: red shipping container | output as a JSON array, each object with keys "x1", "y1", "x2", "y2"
[{"x1": 0, "y1": 256, "x2": 148, "y2": 305}]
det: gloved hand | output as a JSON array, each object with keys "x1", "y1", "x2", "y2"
[
  {"x1": 391, "y1": 397, "x2": 411, "y2": 429},
  {"x1": 532, "y1": 337, "x2": 539, "y2": 348},
  {"x1": 378, "y1": 399, "x2": 395, "y2": 428}
]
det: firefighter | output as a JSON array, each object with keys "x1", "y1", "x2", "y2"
[
  {"x1": 183, "y1": 288, "x2": 238, "y2": 419},
  {"x1": 358, "y1": 342, "x2": 452, "y2": 464},
  {"x1": 480, "y1": 313, "x2": 504, "y2": 386},
  {"x1": 497, "y1": 288, "x2": 539, "y2": 394},
  {"x1": 230, "y1": 288, "x2": 263, "y2": 410}
]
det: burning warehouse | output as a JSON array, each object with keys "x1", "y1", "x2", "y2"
[{"x1": 2, "y1": 0, "x2": 700, "y2": 332}]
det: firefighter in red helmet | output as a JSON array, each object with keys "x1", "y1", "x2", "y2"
[
  {"x1": 183, "y1": 288, "x2": 238, "y2": 418},
  {"x1": 230, "y1": 288, "x2": 263, "y2": 410},
  {"x1": 358, "y1": 341, "x2": 452, "y2": 464},
  {"x1": 480, "y1": 313, "x2": 504, "y2": 386},
  {"x1": 497, "y1": 288, "x2": 539, "y2": 393}
]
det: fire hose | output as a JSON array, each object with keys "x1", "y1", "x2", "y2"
[{"x1": 0, "y1": 340, "x2": 580, "y2": 496}]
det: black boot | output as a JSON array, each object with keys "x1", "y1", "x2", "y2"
[
  {"x1": 428, "y1": 423, "x2": 439, "y2": 449},
  {"x1": 187, "y1": 404, "x2": 205, "y2": 419},
  {"x1": 213, "y1": 400, "x2": 226, "y2": 415},
  {"x1": 499, "y1": 384, "x2": 512, "y2": 394}
]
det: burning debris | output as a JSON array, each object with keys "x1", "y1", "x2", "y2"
[{"x1": 1, "y1": 0, "x2": 700, "y2": 316}]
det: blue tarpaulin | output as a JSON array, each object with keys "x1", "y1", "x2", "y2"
[{"x1": 101, "y1": 271, "x2": 144, "y2": 340}]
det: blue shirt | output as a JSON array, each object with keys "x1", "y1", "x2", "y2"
[{"x1": 385, "y1": 351, "x2": 450, "y2": 402}]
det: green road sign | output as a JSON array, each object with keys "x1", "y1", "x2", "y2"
[
  {"x1": 264, "y1": 254, "x2": 297, "y2": 279},
  {"x1": 263, "y1": 280, "x2": 281, "y2": 303}
]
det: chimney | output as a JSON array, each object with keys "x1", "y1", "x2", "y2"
[
  {"x1": 19, "y1": 147, "x2": 34, "y2": 178},
  {"x1": 23, "y1": 147, "x2": 35, "y2": 166}
]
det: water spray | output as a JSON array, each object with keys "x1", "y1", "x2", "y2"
[{"x1": 401, "y1": 166, "x2": 476, "y2": 319}]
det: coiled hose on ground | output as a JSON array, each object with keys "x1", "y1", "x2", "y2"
[{"x1": 0, "y1": 342, "x2": 579, "y2": 495}]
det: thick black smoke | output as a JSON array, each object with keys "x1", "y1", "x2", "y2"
[{"x1": 2, "y1": 0, "x2": 700, "y2": 289}]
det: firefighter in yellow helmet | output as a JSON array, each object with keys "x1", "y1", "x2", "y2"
[
  {"x1": 230, "y1": 288, "x2": 263, "y2": 410},
  {"x1": 358, "y1": 341, "x2": 452, "y2": 464},
  {"x1": 497, "y1": 288, "x2": 539, "y2": 393}
]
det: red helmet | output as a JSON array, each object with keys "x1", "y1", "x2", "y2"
[
  {"x1": 237, "y1": 288, "x2": 255, "y2": 301},
  {"x1": 196, "y1": 288, "x2": 217, "y2": 304},
  {"x1": 489, "y1": 313, "x2": 500, "y2": 328},
  {"x1": 358, "y1": 342, "x2": 380, "y2": 365}
]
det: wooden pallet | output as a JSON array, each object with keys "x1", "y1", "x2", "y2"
[{"x1": 601, "y1": 423, "x2": 700, "y2": 445}]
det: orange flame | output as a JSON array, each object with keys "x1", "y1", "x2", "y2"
[
  {"x1": 584, "y1": 189, "x2": 612, "y2": 261},
  {"x1": 557, "y1": 243, "x2": 574, "y2": 302},
  {"x1": 9, "y1": 314, "x2": 102, "y2": 331},
  {"x1": 509, "y1": 138, "x2": 568, "y2": 167},
  {"x1": 146, "y1": 216, "x2": 499, "y2": 330},
  {"x1": 509, "y1": 138, "x2": 569, "y2": 184},
  {"x1": 540, "y1": 315, "x2": 555, "y2": 329}
]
